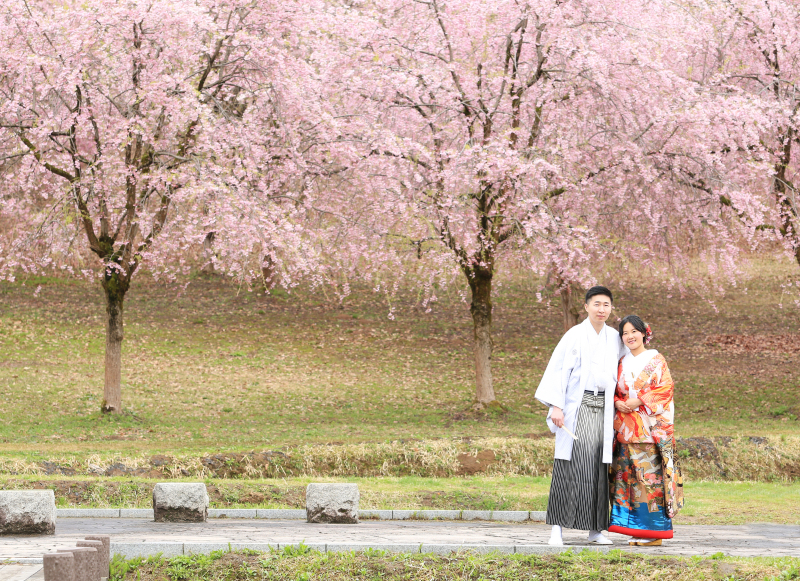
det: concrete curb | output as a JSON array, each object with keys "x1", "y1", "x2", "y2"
[
  {"x1": 106, "y1": 542, "x2": 607, "y2": 559},
  {"x1": 392, "y1": 510, "x2": 462, "y2": 521},
  {"x1": 56, "y1": 508, "x2": 547, "y2": 522},
  {"x1": 56, "y1": 509, "x2": 121, "y2": 518},
  {"x1": 207, "y1": 509, "x2": 257, "y2": 519},
  {"x1": 257, "y1": 509, "x2": 306, "y2": 520},
  {"x1": 119, "y1": 509, "x2": 153, "y2": 519},
  {"x1": 359, "y1": 510, "x2": 392, "y2": 520}
]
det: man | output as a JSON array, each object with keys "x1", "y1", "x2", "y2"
[{"x1": 534, "y1": 286, "x2": 626, "y2": 546}]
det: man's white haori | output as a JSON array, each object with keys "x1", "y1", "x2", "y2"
[{"x1": 534, "y1": 318, "x2": 625, "y2": 464}]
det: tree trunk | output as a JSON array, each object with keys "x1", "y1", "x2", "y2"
[
  {"x1": 201, "y1": 231, "x2": 216, "y2": 274},
  {"x1": 773, "y1": 136, "x2": 800, "y2": 268},
  {"x1": 101, "y1": 278, "x2": 126, "y2": 414},
  {"x1": 469, "y1": 270, "x2": 497, "y2": 406},
  {"x1": 262, "y1": 253, "x2": 279, "y2": 289},
  {"x1": 559, "y1": 283, "x2": 582, "y2": 332}
]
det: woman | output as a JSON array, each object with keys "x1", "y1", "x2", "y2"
[{"x1": 608, "y1": 315, "x2": 683, "y2": 546}]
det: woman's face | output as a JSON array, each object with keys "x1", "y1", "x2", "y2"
[{"x1": 621, "y1": 322, "x2": 645, "y2": 351}]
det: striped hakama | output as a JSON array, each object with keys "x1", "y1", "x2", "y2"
[{"x1": 546, "y1": 391, "x2": 610, "y2": 531}]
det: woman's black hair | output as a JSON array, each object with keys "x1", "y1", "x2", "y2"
[
  {"x1": 585, "y1": 285, "x2": 613, "y2": 304},
  {"x1": 618, "y1": 315, "x2": 651, "y2": 342}
]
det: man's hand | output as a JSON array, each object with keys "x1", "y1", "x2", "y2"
[
  {"x1": 551, "y1": 406, "x2": 565, "y2": 428},
  {"x1": 615, "y1": 400, "x2": 632, "y2": 413}
]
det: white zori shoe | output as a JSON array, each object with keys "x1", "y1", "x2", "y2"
[
  {"x1": 548, "y1": 525, "x2": 564, "y2": 546},
  {"x1": 587, "y1": 530, "x2": 613, "y2": 545}
]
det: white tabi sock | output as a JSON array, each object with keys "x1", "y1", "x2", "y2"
[
  {"x1": 548, "y1": 525, "x2": 563, "y2": 546},
  {"x1": 588, "y1": 530, "x2": 613, "y2": 545}
]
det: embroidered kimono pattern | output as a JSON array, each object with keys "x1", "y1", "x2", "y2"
[{"x1": 608, "y1": 353, "x2": 684, "y2": 539}]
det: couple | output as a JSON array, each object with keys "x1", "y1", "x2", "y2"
[{"x1": 535, "y1": 286, "x2": 683, "y2": 547}]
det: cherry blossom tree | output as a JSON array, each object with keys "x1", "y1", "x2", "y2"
[
  {"x1": 0, "y1": 0, "x2": 309, "y2": 412},
  {"x1": 315, "y1": 0, "x2": 771, "y2": 407},
  {"x1": 688, "y1": 0, "x2": 799, "y2": 270}
]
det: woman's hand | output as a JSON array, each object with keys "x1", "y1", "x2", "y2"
[
  {"x1": 551, "y1": 406, "x2": 565, "y2": 428},
  {"x1": 626, "y1": 397, "x2": 643, "y2": 410},
  {"x1": 615, "y1": 400, "x2": 632, "y2": 413}
]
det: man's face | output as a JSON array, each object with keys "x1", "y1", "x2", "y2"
[{"x1": 584, "y1": 294, "x2": 612, "y2": 324}]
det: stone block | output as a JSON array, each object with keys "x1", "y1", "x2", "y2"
[
  {"x1": 84, "y1": 535, "x2": 111, "y2": 579},
  {"x1": 43, "y1": 552, "x2": 74, "y2": 581},
  {"x1": 490, "y1": 511, "x2": 529, "y2": 522},
  {"x1": 0, "y1": 490, "x2": 56, "y2": 535},
  {"x1": 76, "y1": 541, "x2": 104, "y2": 580},
  {"x1": 461, "y1": 510, "x2": 491, "y2": 521},
  {"x1": 256, "y1": 509, "x2": 306, "y2": 520},
  {"x1": 305, "y1": 483, "x2": 358, "y2": 524},
  {"x1": 58, "y1": 548, "x2": 96, "y2": 581},
  {"x1": 358, "y1": 510, "x2": 393, "y2": 520},
  {"x1": 153, "y1": 483, "x2": 208, "y2": 523}
]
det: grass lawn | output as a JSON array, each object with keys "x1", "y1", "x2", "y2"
[
  {"x1": 108, "y1": 549, "x2": 800, "y2": 581},
  {"x1": 1, "y1": 258, "x2": 798, "y2": 458},
  {"x1": 1, "y1": 258, "x2": 799, "y2": 527}
]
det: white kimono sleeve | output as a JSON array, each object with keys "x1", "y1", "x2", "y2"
[{"x1": 534, "y1": 328, "x2": 579, "y2": 413}]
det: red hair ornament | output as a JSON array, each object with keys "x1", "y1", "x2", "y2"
[{"x1": 644, "y1": 323, "x2": 654, "y2": 345}]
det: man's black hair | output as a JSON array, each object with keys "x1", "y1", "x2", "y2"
[{"x1": 584, "y1": 285, "x2": 613, "y2": 304}]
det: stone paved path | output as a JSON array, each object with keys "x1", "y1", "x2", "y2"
[{"x1": 1, "y1": 518, "x2": 798, "y2": 575}]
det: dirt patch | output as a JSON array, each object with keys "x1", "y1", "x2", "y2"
[
  {"x1": 200, "y1": 451, "x2": 294, "y2": 478},
  {"x1": 705, "y1": 334, "x2": 800, "y2": 354},
  {"x1": 38, "y1": 461, "x2": 77, "y2": 476},
  {"x1": 523, "y1": 432, "x2": 555, "y2": 439},
  {"x1": 456, "y1": 450, "x2": 497, "y2": 475},
  {"x1": 778, "y1": 460, "x2": 800, "y2": 480},
  {"x1": 678, "y1": 437, "x2": 722, "y2": 460}
]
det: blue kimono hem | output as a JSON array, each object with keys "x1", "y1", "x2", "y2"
[{"x1": 609, "y1": 503, "x2": 673, "y2": 539}]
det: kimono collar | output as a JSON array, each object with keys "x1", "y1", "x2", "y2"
[
  {"x1": 582, "y1": 316, "x2": 609, "y2": 343},
  {"x1": 623, "y1": 349, "x2": 659, "y2": 381},
  {"x1": 580, "y1": 317, "x2": 616, "y2": 392}
]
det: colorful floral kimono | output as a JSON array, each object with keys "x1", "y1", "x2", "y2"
[{"x1": 608, "y1": 350, "x2": 683, "y2": 539}]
